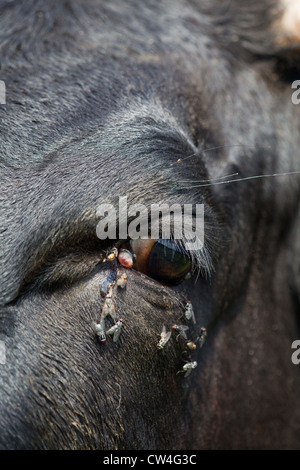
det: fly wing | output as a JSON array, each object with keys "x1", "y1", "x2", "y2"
[
  {"x1": 198, "y1": 329, "x2": 207, "y2": 348},
  {"x1": 189, "y1": 305, "x2": 196, "y2": 324},
  {"x1": 106, "y1": 324, "x2": 117, "y2": 336},
  {"x1": 158, "y1": 326, "x2": 171, "y2": 348},
  {"x1": 180, "y1": 325, "x2": 189, "y2": 339},
  {"x1": 191, "y1": 310, "x2": 196, "y2": 324},
  {"x1": 184, "y1": 368, "x2": 192, "y2": 378},
  {"x1": 164, "y1": 330, "x2": 172, "y2": 344},
  {"x1": 108, "y1": 303, "x2": 117, "y2": 321},
  {"x1": 113, "y1": 323, "x2": 123, "y2": 342}
]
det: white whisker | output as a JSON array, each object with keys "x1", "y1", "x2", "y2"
[{"x1": 181, "y1": 171, "x2": 300, "y2": 189}]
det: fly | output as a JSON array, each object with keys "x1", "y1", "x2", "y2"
[
  {"x1": 184, "y1": 300, "x2": 196, "y2": 324},
  {"x1": 106, "y1": 318, "x2": 124, "y2": 342},
  {"x1": 117, "y1": 273, "x2": 127, "y2": 289},
  {"x1": 198, "y1": 327, "x2": 207, "y2": 348},
  {"x1": 181, "y1": 361, "x2": 198, "y2": 377},
  {"x1": 107, "y1": 247, "x2": 118, "y2": 261},
  {"x1": 186, "y1": 341, "x2": 197, "y2": 351},
  {"x1": 157, "y1": 325, "x2": 171, "y2": 349},
  {"x1": 95, "y1": 319, "x2": 106, "y2": 343},
  {"x1": 100, "y1": 269, "x2": 117, "y2": 297},
  {"x1": 186, "y1": 327, "x2": 207, "y2": 351},
  {"x1": 101, "y1": 293, "x2": 117, "y2": 321},
  {"x1": 172, "y1": 324, "x2": 189, "y2": 340}
]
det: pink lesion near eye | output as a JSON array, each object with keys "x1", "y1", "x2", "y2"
[{"x1": 118, "y1": 249, "x2": 134, "y2": 268}]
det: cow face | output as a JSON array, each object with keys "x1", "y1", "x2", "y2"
[{"x1": 0, "y1": 0, "x2": 300, "y2": 449}]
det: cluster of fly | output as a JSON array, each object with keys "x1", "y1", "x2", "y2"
[
  {"x1": 95, "y1": 247, "x2": 129, "y2": 344},
  {"x1": 95, "y1": 247, "x2": 207, "y2": 379},
  {"x1": 157, "y1": 300, "x2": 207, "y2": 377}
]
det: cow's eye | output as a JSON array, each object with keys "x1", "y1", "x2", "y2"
[{"x1": 118, "y1": 239, "x2": 192, "y2": 285}]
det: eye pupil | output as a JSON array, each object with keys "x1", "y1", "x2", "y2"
[
  {"x1": 147, "y1": 239, "x2": 191, "y2": 285},
  {"x1": 118, "y1": 238, "x2": 192, "y2": 285}
]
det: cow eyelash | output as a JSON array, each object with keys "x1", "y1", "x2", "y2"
[
  {"x1": 173, "y1": 238, "x2": 214, "y2": 279},
  {"x1": 116, "y1": 237, "x2": 213, "y2": 286}
]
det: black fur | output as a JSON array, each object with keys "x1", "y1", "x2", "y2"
[{"x1": 0, "y1": 0, "x2": 300, "y2": 449}]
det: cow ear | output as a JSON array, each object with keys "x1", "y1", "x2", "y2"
[
  {"x1": 271, "y1": 0, "x2": 300, "y2": 73},
  {"x1": 274, "y1": 0, "x2": 300, "y2": 48}
]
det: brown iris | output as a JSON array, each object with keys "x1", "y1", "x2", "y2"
[{"x1": 118, "y1": 238, "x2": 191, "y2": 285}]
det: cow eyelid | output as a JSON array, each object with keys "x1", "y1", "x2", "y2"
[
  {"x1": 116, "y1": 237, "x2": 213, "y2": 286},
  {"x1": 171, "y1": 238, "x2": 214, "y2": 279}
]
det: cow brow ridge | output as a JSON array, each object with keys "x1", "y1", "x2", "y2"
[{"x1": 0, "y1": 99, "x2": 213, "y2": 305}]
